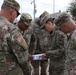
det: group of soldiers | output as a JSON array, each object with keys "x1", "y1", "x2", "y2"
[{"x1": 0, "y1": 0, "x2": 76, "y2": 75}]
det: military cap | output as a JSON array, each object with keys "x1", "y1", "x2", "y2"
[
  {"x1": 39, "y1": 11, "x2": 51, "y2": 28},
  {"x1": 54, "y1": 12, "x2": 71, "y2": 29},
  {"x1": 20, "y1": 13, "x2": 32, "y2": 26},
  {"x1": 2, "y1": 0, "x2": 20, "y2": 16}
]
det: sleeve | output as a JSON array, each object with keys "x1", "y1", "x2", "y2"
[
  {"x1": 8, "y1": 28, "x2": 29, "y2": 67},
  {"x1": 29, "y1": 32, "x2": 37, "y2": 54},
  {"x1": 46, "y1": 31, "x2": 67, "y2": 58},
  {"x1": 23, "y1": 29, "x2": 31, "y2": 46},
  {"x1": 67, "y1": 31, "x2": 76, "y2": 61}
]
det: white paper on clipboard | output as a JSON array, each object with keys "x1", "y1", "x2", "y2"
[{"x1": 32, "y1": 54, "x2": 47, "y2": 60}]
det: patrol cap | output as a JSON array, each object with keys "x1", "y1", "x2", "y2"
[
  {"x1": 2, "y1": 0, "x2": 20, "y2": 17},
  {"x1": 54, "y1": 12, "x2": 71, "y2": 29},
  {"x1": 39, "y1": 11, "x2": 51, "y2": 28},
  {"x1": 20, "y1": 13, "x2": 32, "y2": 26}
]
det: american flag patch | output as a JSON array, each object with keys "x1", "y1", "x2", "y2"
[{"x1": 16, "y1": 35, "x2": 22, "y2": 43}]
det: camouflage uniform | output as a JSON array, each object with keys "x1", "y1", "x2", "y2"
[
  {"x1": 38, "y1": 11, "x2": 67, "y2": 75},
  {"x1": 27, "y1": 11, "x2": 67, "y2": 75},
  {"x1": 29, "y1": 11, "x2": 53, "y2": 75},
  {"x1": 30, "y1": 24, "x2": 49, "y2": 75},
  {"x1": 16, "y1": 13, "x2": 32, "y2": 45},
  {"x1": 28, "y1": 18, "x2": 41, "y2": 54},
  {"x1": 0, "y1": 1, "x2": 29, "y2": 75},
  {"x1": 15, "y1": 13, "x2": 32, "y2": 75},
  {"x1": 67, "y1": 28, "x2": 76, "y2": 75},
  {"x1": 46, "y1": 30, "x2": 67, "y2": 75},
  {"x1": 54, "y1": 12, "x2": 76, "y2": 75}
]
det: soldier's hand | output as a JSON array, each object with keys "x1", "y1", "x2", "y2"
[
  {"x1": 70, "y1": 69, "x2": 75, "y2": 75},
  {"x1": 41, "y1": 53, "x2": 46, "y2": 58},
  {"x1": 28, "y1": 54, "x2": 33, "y2": 61}
]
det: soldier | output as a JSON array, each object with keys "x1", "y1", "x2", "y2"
[
  {"x1": 16, "y1": 13, "x2": 32, "y2": 45},
  {"x1": 37, "y1": 11, "x2": 67, "y2": 75},
  {"x1": 0, "y1": 0, "x2": 29, "y2": 75},
  {"x1": 29, "y1": 11, "x2": 55, "y2": 75},
  {"x1": 43, "y1": 30, "x2": 67, "y2": 75},
  {"x1": 16, "y1": 13, "x2": 33, "y2": 75},
  {"x1": 54, "y1": 12, "x2": 76, "y2": 75}
]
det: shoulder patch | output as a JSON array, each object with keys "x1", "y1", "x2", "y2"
[{"x1": 16, "y1": 35, "x2": 23, "y2": 43}]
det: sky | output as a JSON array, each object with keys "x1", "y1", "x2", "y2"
[{"x1": 0, "y1": 0, "x2": 71, "y2": 19}]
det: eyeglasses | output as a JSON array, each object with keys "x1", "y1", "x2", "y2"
[
  {"x1": 15, "y1": 9, "x2": 20, "y2": 17},
  {"x1": 12, "y1": 8, "x2": 20, "y2": 17}
]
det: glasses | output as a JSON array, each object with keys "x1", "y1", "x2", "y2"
[
  {"x1": 12, "y1": 8, "x2": 20, "y2": 17},
  {"x1": 15, "y1": 9, "x2": 20, "y2": 17}
]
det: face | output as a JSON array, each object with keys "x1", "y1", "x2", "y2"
[
  {"x1": 10, "y1": 8, "x2": 18, "y2": 23},
  {"x1": 18, "y1": 20, "x2": 29, "y2": 30},
  {"x1": 44, "y1": 21, "x2": 55, "y2": 32}
]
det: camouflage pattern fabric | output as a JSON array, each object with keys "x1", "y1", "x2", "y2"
[
  {"x1": 67, "y1": 27, "x2": 76, "y2": 75},
  {"x1": 54, "y1": 12, "x2": 71, "y2": 29},
  {"x1": 3, "y1": 0, "x2": 20, "y2": 16},
  {"x1": 28, "y1": 20, "x2": 51, "y2": 75},
  {"x1": 0, "y1": 16, "x2": 28, "y2": 75},
  {"x1": 15, "y1": 22, "x2": 32, "y2": 75},
  {"x1": 46, "y1": 30, "x2": 67, "y2": 75},
  {"x1": 39, "y1": 11, "x2": 51, "y2": 28},
  {"x1": 25, "y1": 21, "x2": 40, "y2": 54},
  {"x1": 20, "y1": 13, "x2": 32, "y2": 26},
  {"x1": 14, "y1": 13, "x2": 32, "y2": 75},
  {"x1": 31, "y1": 60, "x2": 48, "y2": 75}
]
